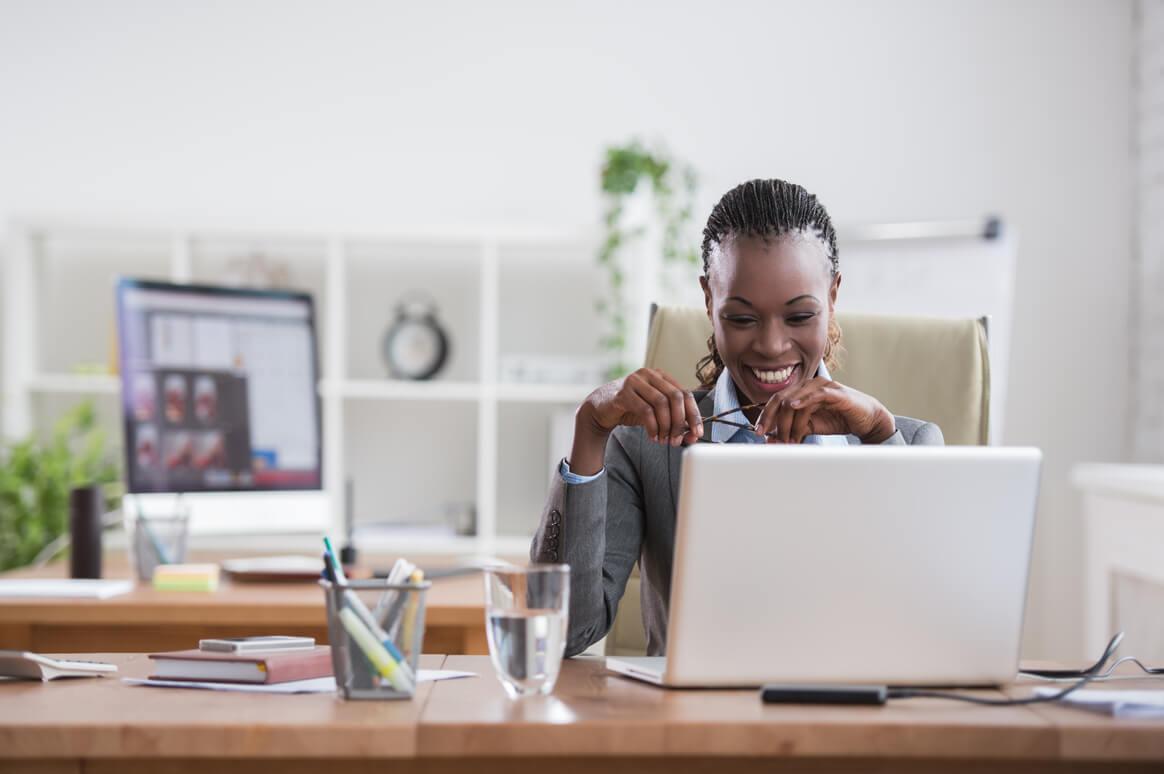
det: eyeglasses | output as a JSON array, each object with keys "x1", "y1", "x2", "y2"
[{"x1": 693, "y1": 402, "x2": 768, "y2": 443}]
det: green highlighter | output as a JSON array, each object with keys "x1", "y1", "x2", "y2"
[{"x1": 338, "y1": 607, "x2": 412, "y2": 692}]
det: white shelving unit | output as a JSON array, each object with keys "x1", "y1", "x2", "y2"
[{"x1": 2, "y1": 220, "x2": 608, "y2": 556}]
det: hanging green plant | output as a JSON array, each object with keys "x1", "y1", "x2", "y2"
[{"x1": 597, "y1": 140, "x2": 698, "y2": 379}]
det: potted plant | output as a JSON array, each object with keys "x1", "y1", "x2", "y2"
[{"x1": 0, "y1": 401, "x2": 122, "y2": 572}]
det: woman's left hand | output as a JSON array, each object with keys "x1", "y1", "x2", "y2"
[{"x1": 753, "y1": 377, "x2": 896, "y2": 444}]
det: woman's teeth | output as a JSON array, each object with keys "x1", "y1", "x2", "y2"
[{"x1": 751, "y1": 365, "x2": 796, "y2": 384}]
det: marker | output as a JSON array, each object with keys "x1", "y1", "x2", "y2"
[
  {"x1": 323, "y1": 545, "x2": 415, "y2": 682},
  {"x1": 373, "y1": 559, "x2": 414, "y2": 618},
  {"x1": 377, "y1": 559, "x2": 416, "y2": 639},
  {"x1": 343, "y1": 591, "x2": 416, "y2": 683},
  {"x1": 400, "y1": 568, "x2": 425, "y2": 652},
  {"x1": 338, "y1": 607, "x2": 412, "y2": 692}
]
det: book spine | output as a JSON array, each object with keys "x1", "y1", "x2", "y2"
[{"x1": 262, "y1": 649, "x2": 334, "y2": 684}]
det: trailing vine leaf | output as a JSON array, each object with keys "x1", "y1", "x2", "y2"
[{"x1": 597, "y1": 140, "x2": 698, "y2": 380}]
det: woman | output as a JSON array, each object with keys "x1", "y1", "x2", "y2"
[{"x1": 531, "y1": 178, "x2": 944, "y2": 658}]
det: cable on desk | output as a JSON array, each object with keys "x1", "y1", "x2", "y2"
[
  {"x1": 1020, "y1": 654, "x2": 1164, "y2": 682},
  {"x1": 888, "y1": 631, "x2": 1124, "y2": 707}
]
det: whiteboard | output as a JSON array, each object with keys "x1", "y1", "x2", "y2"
[{"x1": 836, "y1": 225, "x2": 1017, "y2": 444}]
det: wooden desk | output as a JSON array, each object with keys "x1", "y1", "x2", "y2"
[
  {"x1": 0, "y1": 556, "x2": 488, "y2": 655},
  {"x1": 2, "y1": 654, "x2": 1163, "y2": 773}
]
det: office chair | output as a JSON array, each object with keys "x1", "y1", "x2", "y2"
[{"x1": 603, "y1": 305, "x2": 992, "y2": 657}]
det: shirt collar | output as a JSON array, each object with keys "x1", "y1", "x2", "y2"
[{"x1": 710, "y1": 361, "x2": 832, "y2": 444}]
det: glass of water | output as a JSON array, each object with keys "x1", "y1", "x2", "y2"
[{"x1": 483, "y1": 564, "x2": 570, "y2": 698}]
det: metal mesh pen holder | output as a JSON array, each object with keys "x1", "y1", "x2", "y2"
[{"x1": 320, "y1": 578, "x2": 431, "y2": 700}]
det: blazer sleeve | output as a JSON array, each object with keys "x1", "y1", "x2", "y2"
[
  {"x1": 530, "y1": 428, "x2": 644, "y2": 657},
  {"x1": 880, "y1": 415, "x2": 945, "y2": 445}
]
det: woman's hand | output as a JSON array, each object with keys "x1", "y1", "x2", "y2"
[
  {"x1": 580, "y1": 368, "x2": 704, "y2": 445},
  {"x1": 569, "y1": 369, "x2": 704, "y2": 476},
  {"x1": 753, "y1": 377, "x2": 896, "y2": 444}
]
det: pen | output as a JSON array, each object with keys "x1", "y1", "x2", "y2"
[
  {"x1": 322, "y1": 537, "x2": 348, "y2": 583},
  {"x1": 321, "y1": 551, "x2": 337, "y2": 582},
  {"x1": 137, "y1": 515, "x2": 172, "y2": 566}
]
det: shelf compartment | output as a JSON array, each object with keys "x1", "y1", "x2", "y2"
[
  {"x1": 345, "y1": 243, "x2": 481, "y2": 383},
  {"x1": 343, "y1": 400, "x2": 478, "y2": 536},
  {"x1": 497, "y1": 243, "x2": 607, "y2": 381},
  {"x1": 28, "y1": 373, "x2": 121, "y2": 394},
  {"x1": 495, "y1": 402, "x2": 576, "y2": 537},
  {"x1": 35, "y1": 237, "x2": 170, "y2": 376}
]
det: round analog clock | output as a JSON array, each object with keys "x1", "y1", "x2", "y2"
[{"x1": 381, "y1": 296, "x2": 449, "y2": 380}]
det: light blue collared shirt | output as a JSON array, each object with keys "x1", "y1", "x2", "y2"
[
  {"x1": 560, "y1": 361, "x2": 844, "y2": 484},
  {"x1": 709, "y1": 361, "x2": 848, "y2": 446}
]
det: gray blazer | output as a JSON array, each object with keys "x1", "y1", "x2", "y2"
[{"x1": 529, "y1": 390, "x2": 944, "y2": 658}]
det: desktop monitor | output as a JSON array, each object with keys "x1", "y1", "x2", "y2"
[{"x1": 116, "y1": 278, "x2": 322, "y2": 494}]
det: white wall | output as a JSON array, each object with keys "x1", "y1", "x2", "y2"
[
  {"x1": 0, "y1": 0, "x2": 1134, "y2": 658},
  {"x1": 1133, "y1": 0, "x2": 1164, "y2": 461}
]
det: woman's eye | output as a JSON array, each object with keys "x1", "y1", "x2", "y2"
[
  {"x1": 725, "y1": 316, "x2": 757, "y2": 326},
  {"x1": 787, "y1": 314, "x2": 816, "y2": 325}
]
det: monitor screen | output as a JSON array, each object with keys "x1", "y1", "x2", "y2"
[{"x1": 116, "y1": 278, "x2": 322, "y2": 493}]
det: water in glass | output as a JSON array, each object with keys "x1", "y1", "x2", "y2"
[
  {"x1": 483, "y1": 564, "x2": 569, "y2": 698},
  {"x1": 486, "y1": 608, "x2": 567, "y2": 697}
]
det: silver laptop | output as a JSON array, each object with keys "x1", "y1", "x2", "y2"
[{"x1": 606, "y1": 445, "x2": 1042, "y2": 688}]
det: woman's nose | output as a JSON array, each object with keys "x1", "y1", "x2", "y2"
[{"x1": 753, "y1": 322, "x2": 792, "y2": 358}]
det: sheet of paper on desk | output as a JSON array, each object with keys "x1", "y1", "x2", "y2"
[
  {"x1": 0, "y1": 579, "x2": 134, "y2": 599},
  {"x1": 1035, "y1": 688, "x2": 1164, "y2": 718},
  {"x1": 123, "y1": 670, "x2": 477, "y2": 694}
]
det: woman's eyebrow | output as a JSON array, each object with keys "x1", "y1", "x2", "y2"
[
  {"x1": 785, "y1": 294, "x2": 819, "y2": 306},
  {"x1": 724, "y1": 296, "x2": 754, "y2": 306}
]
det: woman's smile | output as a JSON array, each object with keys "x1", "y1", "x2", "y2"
[{"x1": 743, "y1": 362, "x2": 802, "y2": 396}]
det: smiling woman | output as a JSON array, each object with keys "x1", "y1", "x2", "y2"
[{"x1": 530, "y1": 178, "x2": 944, "y2": 658}]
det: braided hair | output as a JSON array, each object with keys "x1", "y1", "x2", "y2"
[{"x1": 695, "y1": 178, "x2": 842, "y2": 388}]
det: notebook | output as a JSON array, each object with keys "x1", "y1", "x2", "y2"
[{"x1": 147, "y1": 646, "x2": 332, "y2": 684}]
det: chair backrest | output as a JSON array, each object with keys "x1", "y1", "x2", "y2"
[
  {"x1": 641, "y1": 305, "x2": 991, "y2": 445},
  {"x1": 604, "y1": 306, "x2": 992, "y2": 657}
]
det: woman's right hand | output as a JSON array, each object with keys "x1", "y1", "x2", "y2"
[
  {"x1": 577, "y1": 368, "x2": 704, "y2": 447},
  {"x1": 569, "y1": 369, "x2": 704, "y2": 476}
]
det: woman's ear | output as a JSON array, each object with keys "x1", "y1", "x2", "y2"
[
  {"x1": 828, "y1": 271, "x2": 842, "y2": 312},
  {"x1": 700, "y1": 274, "x2": 712, "y2": 319}
]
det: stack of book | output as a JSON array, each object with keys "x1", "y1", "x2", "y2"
[{"x1": 148, "y1": 646, "x2": 331, "y2": 684}]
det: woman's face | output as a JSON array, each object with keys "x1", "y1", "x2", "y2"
[{"x1": 701, "y1": 233, "x2": 840, "y2": 407}]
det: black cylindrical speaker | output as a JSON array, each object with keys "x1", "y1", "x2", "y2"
[{"x1": 69, "y1": 484, "x2": 104, "y2": 579}]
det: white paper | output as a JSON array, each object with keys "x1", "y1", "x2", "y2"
[
  {"x1": 0, "y1": 579, "x2": 134, "y2": 599},
  {"x1": 416, "y1": 669, "x2": 477, "y2": 683},
  {"x1": 123, "y1": 670, "x2": 476, "y2": 694},
  {"x1": 1035, "y1": 687, "x2": 1164, "y2": 718}
]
